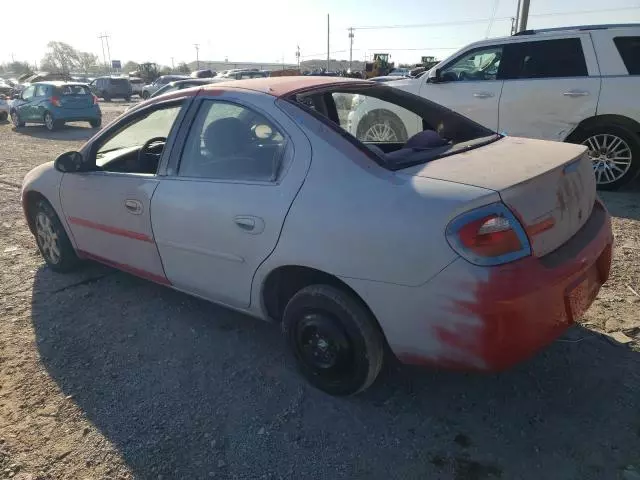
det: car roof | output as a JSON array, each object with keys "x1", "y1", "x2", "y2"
[
  {"x1": 201, "y1": 76, "x2": 372, "y2": 97},
  {"x1": 33, "y1": 81, "x2": 89, "y2": 87}
]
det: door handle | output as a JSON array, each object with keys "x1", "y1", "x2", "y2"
[
  {"x1": 234, "y1": 216, "x2": 265, "y2": 234},
  {"x1": 563, "y1": 90, "x2": 589, "y2": 97},
  {"x1": 473, "y1": 92, "x2": 494, "y2": 99},
  {"x1": 124, "y1": 199, "x2": 143, "y2": 215}
]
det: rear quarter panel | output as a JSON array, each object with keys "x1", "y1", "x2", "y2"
[{"x1": 253, "y1": 102, "x2": 499, "y2": 296}]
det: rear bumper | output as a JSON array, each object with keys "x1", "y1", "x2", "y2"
[
  {"x1": 399, "y1": 200, "x2": 613, "y2": 371},
  {"x1": 51, "y1": 106, "x2": 101, "y2": 121}
]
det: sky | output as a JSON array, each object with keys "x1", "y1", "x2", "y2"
[{"x1": 3, "y1": 0, "x2": 640, "y2": 68}]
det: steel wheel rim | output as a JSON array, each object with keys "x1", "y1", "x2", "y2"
[
  {"x1": 35, "y1": 212, "x2": 61, "y2": 264},
  {"x1": 363, "y1": 122, "x2": 398, "y2": 142},
  {"x1": 45, "y1": 114, "x2": 54, "y2": 130},
  {"x1": 583, "y1": 134, "x2": 632, "y2": 184},
  {"x1": 11, "y1": 111, "x2": 19, "y2": 126},
  {"x1": 294, "y1": 312, "x2": 353, "y2": 374}
]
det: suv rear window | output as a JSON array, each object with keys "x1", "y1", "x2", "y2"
[
  {"x1": 501, "y1": 38, "x2": 588, "y2": 79},
  {"x1": 109, "y1": 78, "x2": 129, "y2": 86},
  {"x1": 613, "y1": 36, "x2": 640, "y2": 75},
  {"x1": 57, "y1": 85, "x2": 91, "y2": 95}
]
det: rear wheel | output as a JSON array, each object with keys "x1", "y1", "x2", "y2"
[
  {"x1": 142, "y1": 91, "x2": 150, "y2": 100},
  {"x1": 569, "y1": 125, "x2": 640, "y2": 190},
  {"x1": 44, "y1": 112, "x2": 58, "y2": 131},
  {"x1": 11, "y1": 110, "x2": 24, "y2": 128},
  {"x1": 89, "y1": 118, "x2": 102, "y2": 128},
  {"x1": 282, "y1": 285, "x2": 384, "y2": 396},
  {"x1": 31, "y1": 199, "x2": 80, "y2": 272},
  {"x1": 0, "y1": 111, "x2": 7, "y2": 122}
]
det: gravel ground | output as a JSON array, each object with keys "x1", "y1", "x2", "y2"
[{"x1": 1, "y1": 102, "x2": 639, "y2": 480}]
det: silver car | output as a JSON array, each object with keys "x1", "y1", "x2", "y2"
[{"x1": 141, "y1": 75, "x2": 188, "y2": 99}]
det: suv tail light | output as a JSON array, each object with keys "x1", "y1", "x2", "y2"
[
  {"x1": 446, "y1": 203, "x2": 531, "y2": 266},
  {"x1": 92, "y1": 95, "x2": 99, "y2": 105},
  {"x1": 50, "y1": 96, "x2": 61, "y2": 107}
]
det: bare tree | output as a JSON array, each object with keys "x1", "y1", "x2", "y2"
[
  {"x1": 41, "y1": 41, "x2": 79, "y2": 73},
  {"x1": 77, "y1": 52, "x2": 99, "y2": 74}
]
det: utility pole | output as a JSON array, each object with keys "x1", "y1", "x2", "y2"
[
  {"x1": 348, "y1": 27, "x2": 354, "y2": 71},
  {"x1": 513, "y1": 0, "x2": 522, "y2": 33},
  {"x1": 518, "y1": 0, "x2": 530, "y2": 32},
  {"x1": 98, "y1": 33, "x2": 108, "y2": 73},
  {"x1": 105, "y1": 34, "x2": 112, "y2": 71},
  {"x1": 296, "y1": 44, "x2": 300, "y2": 70},
  {"x1": 194, "y1": 44, "x2": 200, "y2": 70},
  {"x1": 170, "y1": 57, "x2": 175, "y2": 70},
  {"x1": 327, "y1": 14, "x2": 330, "y2": 72}
]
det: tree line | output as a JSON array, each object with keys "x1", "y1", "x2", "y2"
[{"x1": 0, "y1": 41, "x2": 191, "y2": 82}]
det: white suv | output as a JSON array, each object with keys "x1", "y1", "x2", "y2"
[{"x1": 348, "y1": 24, "x2": 640, "y2": 190}]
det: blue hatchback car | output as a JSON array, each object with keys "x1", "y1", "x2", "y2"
[{"x1": 10, "y1": 82, "x2": 102, "y2": 131}]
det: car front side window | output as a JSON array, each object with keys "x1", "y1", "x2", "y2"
[
  {"x1": 21, "y1": 85, "x2": 35, "y2": 100},
  {"x1": 178, "y1": 100, "x2": 286, "y2": 182},
  {"x1": 439, "y1": 46, "x2": 504, "y2": 82}
]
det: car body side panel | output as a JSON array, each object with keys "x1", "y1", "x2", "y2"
[{"x1": 252, "y1": 103, "x2": 499, "y2": 292}]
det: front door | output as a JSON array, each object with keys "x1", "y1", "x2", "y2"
[
  {"x1": 60, "y1": 100, "x2": 187, "y2": 284},
  {"x1": 151, "y1": 96, "x2": 311, "y2": 308},
  {"x1": 16, "y1": 85, "x2": 36, "y2": 121},
  {"x1": 497, "y1": 35, "x2": 600, "y2": 141},
  {"x1": 420, "y1": 44, "x2": 504, "y2": 131}
]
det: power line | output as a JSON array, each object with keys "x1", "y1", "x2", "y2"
[{"x1": 350, "y1": 6, "x2": 640, "y2": 31}]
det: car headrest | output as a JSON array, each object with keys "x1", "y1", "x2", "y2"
[{"x1": 203, "y1": 117, "x2": 252, "y2": 157}]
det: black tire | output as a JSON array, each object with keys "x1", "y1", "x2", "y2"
[
  {"x1": 0, "y1": 111, "x2": 7, "y2": 122},
  {"x1": 90, "y1": 118, "x2": 102, "y2": 128},
  {"x1": 31, "y1": 199, "x2": 80, "y2": 273},
  {"x1": 44, "y1": 111, "x2": 58, "y2": 131},
  {"x1": 10, "y1": 110, "x2": 25, "y2": 128},
  {"x1": 102, "y1": 91, "x2": 111, "y2": 102},
  {"x1": 124, "y1": 96, "x2": 131, "y2": 102},
  {"x1": 568, "y1": 124, "x2": 640, "y2": 191},
  {"x1": 356, "y1": 110, "x2": 408, "y2": 143},
  {"x1": 282, "y1": 284, "x2": 384, "y2": 396},
  {"x1": 142, "y1": 91, "x2": 150, "y2": 100}
]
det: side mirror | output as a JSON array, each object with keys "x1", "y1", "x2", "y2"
[{"x1": 54, "y1": 151, "x2": 84, "y2": 173}]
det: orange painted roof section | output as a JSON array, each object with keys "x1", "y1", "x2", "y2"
[{"x1": 201, "y1": 76, "x2": 372, "y2": 97}]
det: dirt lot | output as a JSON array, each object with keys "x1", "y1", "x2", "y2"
[{"x1": 1, "y1": 102, "x2": 639, "y2": 480}]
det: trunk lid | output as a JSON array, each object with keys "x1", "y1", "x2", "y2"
[
  {"x1": 56, "y1": 85, "x2": 94, "y2": 109},
  {"x1": 399, "y1": 137, "x2": 596, "y2": 257}
]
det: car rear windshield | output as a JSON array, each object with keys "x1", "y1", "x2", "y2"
[
  {"x1": 56, "y1": 85, "x2": 91, "y2": 95},
  {"x1": 287, "y1": 84, "x2": 496, "y2": 170},
  {"x1": 614, "y1": 36, "x2": 640, "y2": 75}
]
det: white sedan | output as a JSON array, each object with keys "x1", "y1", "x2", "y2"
[{"x1": 22, "y1": 77, "x2": 613, "y2": 395}]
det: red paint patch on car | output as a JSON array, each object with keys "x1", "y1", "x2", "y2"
[
  {"x1": 426, "y1": 201, "x2": 612, "y2": 371},
  {"x1": 68, "y1": 217, "x2": 153, "y2": 243}
]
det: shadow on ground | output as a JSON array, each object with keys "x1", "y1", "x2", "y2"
[
  {"x1": 600, "y1": 189, "x2": 640, "y2": 221},
  {"x1": 31, "y1": 265, "x2": 640, "y2": 480},
  {"x1": 12, "y1": 123, "x2": 98, "y2": 141}
]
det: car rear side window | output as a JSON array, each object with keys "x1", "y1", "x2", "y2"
[
  {"x1": 613, "y1": 36, "x2": 640, "y2": 75},
  {"x1": 178, "y1": 100, "x2": 286, "y2": 182},
  {"x1": 501, "y1": 38, "x2": 588, "y2": 79},
  {"x1": 34, "y1": 85, "x2": 48, "y2": 97}
]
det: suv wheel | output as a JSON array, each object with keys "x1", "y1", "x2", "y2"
[
  {"x1": 570, "y1": 125, "x2": 640, "y2": 190},
  {"x1": 282, "y1": 284, "x2": 385, "y2": 396},
  {"x1": 357, "y1": 110, "x2": 407, "y2": 143},
  {"x1": 142, "y1": 91, "x2": 150, "y2": 100},
  {"x1": 102, "y1": 91, "x2": 111, "y2": 102},
  {"x1": 0, "y1": 111, "x2": 7, "y2": 122}
]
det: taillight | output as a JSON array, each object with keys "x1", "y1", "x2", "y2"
[
  {"x1": 92, "y1": 95, "x2": 98, "y2": 105},
  {"x1": 446, "y1": 203, "x2": 531, "y2": 266},
  {"x1": 50, "y1": 96, "x2": 61, "y2": 107}
]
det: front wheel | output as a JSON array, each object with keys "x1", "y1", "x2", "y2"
[
  {"x1": 141, "y1": 91, "x2": 150, "y2": 100},
  {"x1": 90, "y1": 118, "x2": 102, "y2": 128},
  {"x1": 0, "y1": 111, "x2": 7, "y2": 122},
  {"x1": 569, "y1": 125, "x2": 640, "y2": 191},
  {"x1": 11, "y1": 110, "x2": 25, "y2": 128},
  {"x1": 282, "y1": 285, "x2": 385, "y2": 396},
  {"x1": 124, "y1": 96, "x2": 131, "y2": 102},
  {"x1": 32, "y1": 199, "x2": 80, "y2": 272}
]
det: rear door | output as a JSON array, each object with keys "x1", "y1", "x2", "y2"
[
  {"x1": 151, "y1": 93, "x2": 311, "y2": 308},
  {"x1": 420, "y1": 44, "x2": 504, "y2": 131},
  {"x1": 498, "y1": 35, "x2": 600, "y2": 141}
]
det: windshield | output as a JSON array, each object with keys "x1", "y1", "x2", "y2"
[
  {"x1": 57, "y1": 85, "x2": 91, "y2": 95},
  {"x1": 290, "y1": 84, "x2": 496, "y2": 170}
]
